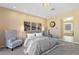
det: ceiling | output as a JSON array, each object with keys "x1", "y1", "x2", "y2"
[{"x1": 0, "y1": 3, "x2": 79, "y2": 18}]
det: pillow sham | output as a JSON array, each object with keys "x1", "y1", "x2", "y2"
[
  {"x1": 36, "y1": 33, "x2": 43, "y2": 37},
  {"x1": 27, "y1": 33, "x2": 36, "y2": 39}
]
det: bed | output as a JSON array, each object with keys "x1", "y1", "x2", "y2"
[{"x1": 23, "y1": 32, "x2": 79, "y2": 55}]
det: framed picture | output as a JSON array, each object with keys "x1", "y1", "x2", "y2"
[
  {"x1": 24, "y1": 21, "x2": 42, "y2": 31},
  {"x1": 32, "y1": 22, "x2": 36, "y2": 30},
  {"x1": 37, "y1": 23, "x2": 42, "y2": 31},
  {"x1": 64, "y1": 23, "x2": 73, "y2": 31},
  {"x1": 24, "y1": 22, "x2": 30, "y2": 31}
]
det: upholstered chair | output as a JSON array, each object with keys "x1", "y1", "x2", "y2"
[{"x1": 5, "y1": 30, "x2": 23, "y2": 51}]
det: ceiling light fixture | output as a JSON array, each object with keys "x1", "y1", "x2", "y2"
[
  {"x1": 42, "y1": 3, "x2": 55, "y2": 11},
  {"x1": 64, "y1": 17, "x2": 74, "y2": 21}
]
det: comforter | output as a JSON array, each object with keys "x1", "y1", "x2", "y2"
[{"x1": 24, "y1": 37, "x2": 58, "y2": 55}]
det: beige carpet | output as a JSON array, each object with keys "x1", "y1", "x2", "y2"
[{"x1": 0, "y1": 46, "x2": 25, "y2": 55}]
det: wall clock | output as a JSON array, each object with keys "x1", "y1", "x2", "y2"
[{"x1": 50, "y1": 21, "x2": 56, "y2": 28}]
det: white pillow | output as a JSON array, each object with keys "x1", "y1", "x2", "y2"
[
  {"x1": 36, "y1": 33, "x2": 43, "y2": 37},
  {"x1": 27, "y1": 33, "x2": 36, "y2": 39}
]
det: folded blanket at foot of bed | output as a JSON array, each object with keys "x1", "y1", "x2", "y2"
[{"x1": 24, "y1": 37, "x2": 59, "y2": 55}]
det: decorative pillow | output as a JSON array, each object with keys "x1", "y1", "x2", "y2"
[
  {"x1": 27, "y1": 33, "x2": 36, "y2": 39},
  {"x1": 36, "y1": 33, "x2": 43, "y2": 37}
]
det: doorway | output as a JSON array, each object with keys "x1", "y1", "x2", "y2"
[{"x1": 63, "y1": 17, "x2": 74, "y2": 42}]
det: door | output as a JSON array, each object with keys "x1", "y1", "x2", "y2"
[{"x1": 63, "y1": 17, "x2": 74, "y2": 42}]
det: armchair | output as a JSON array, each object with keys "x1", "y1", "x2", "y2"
[{"x1": 5, "y1": 30, "x2": 23, "y2": 51}]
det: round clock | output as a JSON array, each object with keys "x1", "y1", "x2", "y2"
[{"x1": 50, "y1": 21, "x2": 56, "y2": 28}]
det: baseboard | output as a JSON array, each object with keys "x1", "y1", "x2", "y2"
[
  {"x1": 62, "y1": 40, "x2": 79, "y2": 45},
  {"x1": 71, "y1": 41, "x2": 79, "y2": 45},
  {"x1": 0, "y1": 45, "x2": 4, "y2": 48}
]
